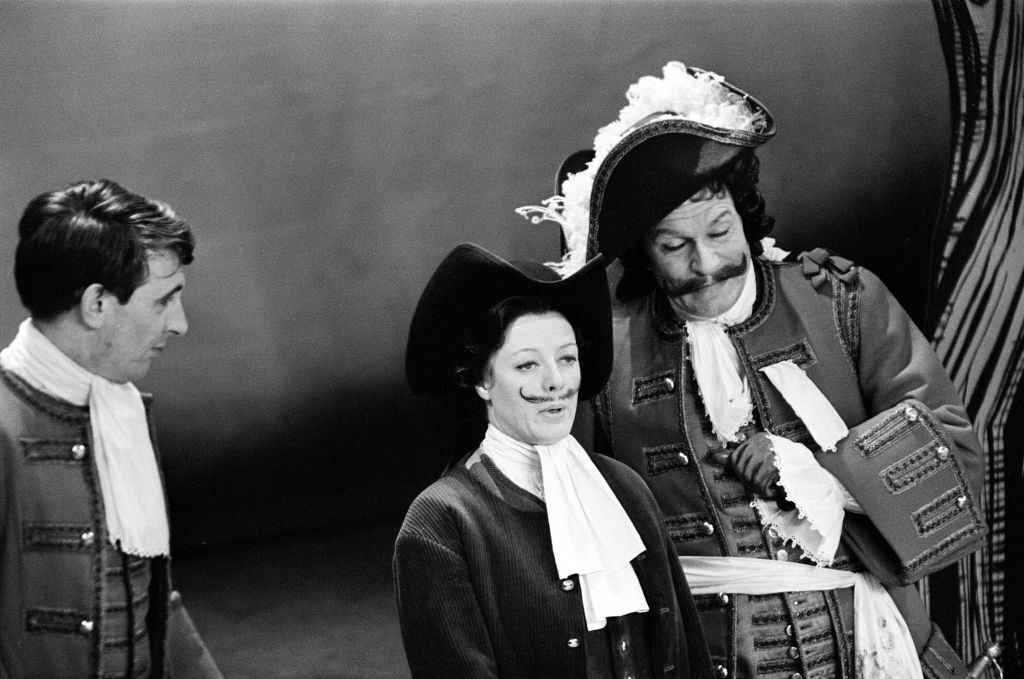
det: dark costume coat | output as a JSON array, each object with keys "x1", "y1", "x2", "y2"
[
  {"x1": 394, "y1": 451, "x2": 715, "y2": 679},
  {"x1": 0, "y1": 368, "x2": 220, "y2": 679},
  {"x1": 576, "y1": 254, "x2": 985, "y2": 679}
]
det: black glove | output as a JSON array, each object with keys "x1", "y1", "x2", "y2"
[{"x1": 709, "y1": 432, "x2": 794, "y2": 508}]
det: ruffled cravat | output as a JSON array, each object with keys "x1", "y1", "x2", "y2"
[
  {"x1": 677, "y1": 261, "x2": 855, "y2": 565},
  {"x1": 684, "y1": 263, "x2": 849, "y2": 451},
  {"x1": 685, "y1": 263, "x2": 758, "y2": 443},
  {"x1": 475, "y1": 424, "x2": 649, "y2": 630},
  {"x1": 0, "y1": 319, "x2": 169, "y2": 557}
]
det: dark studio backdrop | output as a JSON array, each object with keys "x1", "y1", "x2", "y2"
[
  {"x1": 0, "y1": 0, "x2": 951, "y2": 549},
  {"x1": 2, "y1": 0, "x2": 1018, "y2": 674}
]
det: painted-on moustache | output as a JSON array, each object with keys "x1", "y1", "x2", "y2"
[{"x1": 519, "y1": 386, "x2": 580, "y2": 404}]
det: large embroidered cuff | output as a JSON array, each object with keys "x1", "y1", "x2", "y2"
[
  {"x1": 818, "y1": 399, "x2": 987, "y2": 584},
  {"x1": 753, "y1": 434, "x2": 848, "y2": 566}
]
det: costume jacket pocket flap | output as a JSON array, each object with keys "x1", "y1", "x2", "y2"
[{"x1": 815, "y1": 399, "x2": 986, "y2": 585}]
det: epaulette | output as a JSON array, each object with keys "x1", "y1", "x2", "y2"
[{"x1": 798, "y1": 247, "x2": 859, "y2": 289}]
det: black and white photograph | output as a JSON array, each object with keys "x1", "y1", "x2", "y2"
[{"x1": 0, "y1": 1, "x2": 1020, "y2": 677}]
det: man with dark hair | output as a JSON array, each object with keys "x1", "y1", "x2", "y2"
[
  {"x1": 0, "y1": 179, "x2": 221, "y2": 678},
  {"x1": 520, "y1": 63, "x2": 986, "y2": 678}
]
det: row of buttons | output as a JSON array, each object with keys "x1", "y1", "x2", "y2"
[
  {"x1": 563, "y1": 577, "x2": 579, "y2": 650},
  {"x1": 906, "y1": 407, "x2": 965, "y2": 506},
  {"x1": 785, "y1": 594, "x2": 805, "y2": 677}
]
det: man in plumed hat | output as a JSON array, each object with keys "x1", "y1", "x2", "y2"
[{"x1": 519, "y1": 62, "x2": 985, "y2": 678}]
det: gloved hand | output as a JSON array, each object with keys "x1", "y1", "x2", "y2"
[{"x1": 709, "y1": 432, "x2": 794, "y2": 508}]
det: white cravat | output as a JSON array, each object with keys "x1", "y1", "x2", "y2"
[
  {"x1": 684, "y1": 262, "x2": 849, "y2": 450},
  {"x1": 682, "y1": 261, "x2": 857, "y2": 564},
  {"x1": 684, "y1": 262, "x2": 758, "y2": 443},
  {"x1": 0, "y1": 319, "x2": 169, "y2": 557},
  {"x1": 473, "y1": 424, "x2": 649, "y2": 630}
]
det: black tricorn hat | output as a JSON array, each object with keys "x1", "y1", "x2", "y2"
[
  {"x1": 558, "y1": 68, "x2": 776, "y2": 263},
  {"x1": 405, "y1": 243, "x2": 612, "y2": 401}
]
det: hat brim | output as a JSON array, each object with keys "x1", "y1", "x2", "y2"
[
  {"x1": 405, "y1": 243, "x2": 611, "y2": 401},
  {"x1": 579, "y1": 71, "x2": 776, "y2": 263}
]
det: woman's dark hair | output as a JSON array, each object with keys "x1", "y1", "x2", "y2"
[
  {"x1": 453, "y1": 295, "x2": 577, "y2": 397},
  {"x1": 616, "y1": 151, "x2": 774, "y2": 301},
  {"x1": 14, "y1": 178, "x2": 195, "y2": 319}
]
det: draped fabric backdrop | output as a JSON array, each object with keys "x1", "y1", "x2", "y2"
[{"x1": 927, "y1": 0, "x2": 1023, "y2": 673}]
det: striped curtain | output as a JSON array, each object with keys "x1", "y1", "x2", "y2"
[{"x1": 926, "y1": 0, "x2": 1023, "y2": 673}]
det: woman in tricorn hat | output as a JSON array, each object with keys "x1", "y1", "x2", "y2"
[{"x1": 395, "y1": 243, "x2": 714, "y2": 678}]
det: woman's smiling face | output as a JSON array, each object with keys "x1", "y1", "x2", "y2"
[{"x1": 475, "y1": 312, "x2": 580, "y2": 445}]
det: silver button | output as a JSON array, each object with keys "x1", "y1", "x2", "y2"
[
  {"x1": 717, "y1": 592, "x2": 730, "y2": 606},
  {"x1": 786, "y1": 624, "x2": 795, "y2": 637},
  {"x1": 79, "y1": 619, "x2": 94, "y2": 635},
  {"x1": 904, "y1": 406, "x2": 919, "y2": 422},
  {"x1": 71, "y1": 444, "x2": 87, "y2": 460},
  {"x1": 677, "y1": 452, "x2": 689, "y2": 465},
  {"x1": 936, "y1": 445, "x2": 950, "y2": 461},
  {"x1": 776, "y1": 549, "x2": 789, "y2": 562},
  {"x1": 561, "y1": 579, "x2": 575, "y2": 591},
  {"x1": 788, "y1": 646, "x2": 800, "y2": 659},
  {"x1": 80, "y1": 531, "x2": 95, "y2": 547},
  {"x1": 663, "y1": 377, "x2": 675, "y2": 391},
  {"x1": 567, "y1": 637, "x2": 580, "y2": 648},
  {"x1": 715, "y1": 665, "x2": 729, "y2": 678},
  {"x1": 957, "y1": 496, "x2": 968, "y2": 509},
  {"x1": 790, "y1": 674, "x2": 803, "y2": 679},
  {"x1": 735, "y1": 432, "x2": 747, "y2": 443},
  {"x1": 620, "y1": 640, "x2": 629, "y2": 652},
  {"x1": 701, "y1": 521, "x2": 715, "y2": 536}
]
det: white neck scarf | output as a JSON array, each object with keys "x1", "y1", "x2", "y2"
[
  {"x1": 0, "y1": 318, "x2": 170, "y2": 557},
  {"x1": 683, "y1": 263, "x2": 849, "y2": 451},
  {"x1": 685, "y1": 262, "x2": 758, "y2": 443},
  {"x1": 474, "y1": 424, "x2": 649, "y2": 630}
]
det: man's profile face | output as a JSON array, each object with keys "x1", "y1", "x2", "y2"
[
  {"x1": 94, "y1": 248, "x2": 188, "y2": 384},
  {"x1": 643, "y1": 188, "x2": 751, "y2": 320}
]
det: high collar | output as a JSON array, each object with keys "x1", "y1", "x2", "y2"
[{"x1": 0, "y1": 368, "x2": 91, "y2": 423}]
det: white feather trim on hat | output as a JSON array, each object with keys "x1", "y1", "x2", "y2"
[{"x1": 516, "y1": 62, "x2": 767, "y2": 276}]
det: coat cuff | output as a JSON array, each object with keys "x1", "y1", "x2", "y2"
[{"x1": 818, "y1": 399, "x2": 987, "y2": 584}]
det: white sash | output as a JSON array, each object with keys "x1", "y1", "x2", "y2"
[{"x1": 680, "y1": 555, "x2": 922, "y2": 678}]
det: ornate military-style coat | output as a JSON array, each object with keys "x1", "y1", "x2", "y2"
[
  {"x1": 0, "y1": 368, "x2": 220, "y2": 679},
  {"x1": 577, "y1": 253, "x2": 986, "y2": 679}
]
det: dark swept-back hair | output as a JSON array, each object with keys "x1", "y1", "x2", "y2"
[
  {"x1": 616, "y1": 151, "x2": 774, "y2": 302},
  {"x1": 453, "y1": 295, "x2": 579, "y2": 401},
  {"x1": 15, "y1": 179, "x2": 195, "y2": 319}
]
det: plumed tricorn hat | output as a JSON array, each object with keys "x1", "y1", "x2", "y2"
[
  {"x1": 519, "y1": 63, "x2": 776, "y2": 271},
  {"x1": 405, "y1": 243, "x2": 612, "y2": 401}
]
